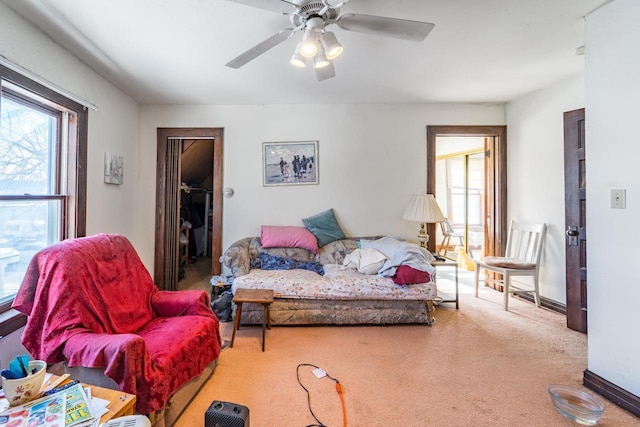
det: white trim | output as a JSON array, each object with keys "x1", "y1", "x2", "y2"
[{"x1": 0, "y1": 55, "x2": 98, "y2": 111}]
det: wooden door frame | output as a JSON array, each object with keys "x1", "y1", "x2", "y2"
[
  {"x1": 426, "y1": 125, "x2": 507, "y2": 259},
  {"x1": 155, "y1": 127, "x2": 224, "y2": 290}
]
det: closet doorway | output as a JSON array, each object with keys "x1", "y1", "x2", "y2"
[
  {"x1": 155, "y1": 128, "x2": 224, "y2": 291},
  {"x1": 180, "y1": 140, "x2": 214, "y2": 283},
  {"x1": 427, "y1": 126, "x2": 507, "y2": 268}
]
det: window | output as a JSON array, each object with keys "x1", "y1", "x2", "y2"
[
  {"x1": 445, "y1": 156, "x2": 484, "y2": 226},
  {"x1": 0, "y1": 64, "x2": 87, "y2": 331}
]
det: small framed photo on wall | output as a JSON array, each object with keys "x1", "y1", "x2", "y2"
[
  {"x1": 263, "y1": 141, "x2": 318, "y2": 186},
  {"x1": 104, "y1": 152, "x2": 124, "y2": 185}
]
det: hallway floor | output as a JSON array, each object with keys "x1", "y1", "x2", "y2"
[{"x1": 178, "y1": 256, "x2": 213, "y2": 293}]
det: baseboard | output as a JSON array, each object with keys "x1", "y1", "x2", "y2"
[
  {"x1": 515, "y1": 293, "x2": 566, "y2": 314},
  {"x1": 583, "y1": 370, "x2": 640, "y2": 418}
]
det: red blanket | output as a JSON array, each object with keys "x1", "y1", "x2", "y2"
[{"x1": 13, "y1": 233, "x2": 221, "y2": 414}]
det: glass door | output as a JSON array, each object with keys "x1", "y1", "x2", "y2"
[{"x1": 434, "y1": 138, "x2": 485, "y2": 261}]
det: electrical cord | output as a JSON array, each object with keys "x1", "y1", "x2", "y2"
[{"x1": 297, "y1": 363, "x2": 347, "y2": 427}]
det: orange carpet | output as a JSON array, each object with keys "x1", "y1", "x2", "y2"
[{"x1": 175, "y1": 281, "x2": 639, "y2": 426}]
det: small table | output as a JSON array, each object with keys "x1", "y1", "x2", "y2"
[
  {"x1": 432, "y1": 260, "x2": 459, "y2": 309},
  {"x1": 1, "y1": 375, "x2": 135, "y2": 424},
  {"x1": 49, "y1": 376, "x2": 136, "y2": 423},
  {"x1": 230, "y1": 288, "x2": 274, "y2": 352},
  {"x1": 91, "y1": 383, "x2": 136, "y2": 422}
]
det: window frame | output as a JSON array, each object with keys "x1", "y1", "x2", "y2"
[{"x1": 0, "y1": 64, "x2": 87, "y2": 336}]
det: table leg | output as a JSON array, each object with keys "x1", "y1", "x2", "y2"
[
  {"x1": 266, "y1": 305, "x2": 271, "y2": 330},
  {"x1": 230, "y1": 302, "x2": 243, "y2": 348},
  {"x1": 261, "y1": 303, "x2": 267, "y2": 352},
  {"x1": 454, "y1": 264, "x2": 459, "y2": 309}
]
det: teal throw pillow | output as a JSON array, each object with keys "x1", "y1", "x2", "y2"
[{"x1": 302, "y1": 208, "x2": 346, "y2": 247}]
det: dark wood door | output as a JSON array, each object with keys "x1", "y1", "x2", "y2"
[{"x1": 564, "y1": 109, "x2": 587, "y2": 333}]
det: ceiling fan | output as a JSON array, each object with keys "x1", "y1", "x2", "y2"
[{"x1": 225, "y1": 0, "x2": 435, "y2": 81}]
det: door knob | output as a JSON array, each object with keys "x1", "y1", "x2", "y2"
[{"x1": 566, "y1": 226, "x2": 579, "y2": 246}]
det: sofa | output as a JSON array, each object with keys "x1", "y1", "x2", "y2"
[
  {"x1": 220, "y1": 233, "x2": 439, "y2": 326},
  {"x1": 13, "y1": 234, "x2": 221, "y2": 427}
]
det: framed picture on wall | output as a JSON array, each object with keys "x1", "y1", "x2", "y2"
[
  {"x1": 104, "y1": 152, "x2": 124, "y2": 185},
  {"x1": 263, "y1": 141, "x2": 318, "y2": 186}
]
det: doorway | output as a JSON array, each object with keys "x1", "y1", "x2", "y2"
[
  {"x1": 434, "y1": 140, "x2": 486, "y2": 260},
  {"x1": 180, "y1": 139, "x2": 214, "y2": 286},
  {"x1": 427, "y1": 126, "x2": 507, "y2": 273},
  {"x1": 155, "y1": 128, "x2": 224, "y2": 291}
]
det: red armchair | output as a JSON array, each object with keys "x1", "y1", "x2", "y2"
[{"x1": 13, "y1": 234, "x2": 221, "y2": 426}]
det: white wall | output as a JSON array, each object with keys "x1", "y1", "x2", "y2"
[
  {"x1": 0, "y1": 1, "x2": 505, "y2": 278},
  {"x1": 0, "y1": 3, "x2": 141, "y2": 364},
  {"x1": 505, "y1": 74, "x2": 585, "y2": 303},
  {"x1": 0, "y1": 3, "x2": 141, "y2": 247},
  {"x1": 139, "y1": 104, "x2": 505, "y2": 270},
  {"x1": 585, "y1": 0, "x2": 640, "y2": 396}
]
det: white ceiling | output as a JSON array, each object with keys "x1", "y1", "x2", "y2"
[{"x1": 3, "y1": 0, "x2": 609, "y2": 105}]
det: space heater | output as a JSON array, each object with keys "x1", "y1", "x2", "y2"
[{"x1": 204, "y1": 400, "x2": 250, "y2": 427}]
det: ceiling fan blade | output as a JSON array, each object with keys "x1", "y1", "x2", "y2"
[
  {"x1": 226, "y1": 29, "x2": 294, "y2": 69},
  {"x1": 316, "y1": 61, "x2": 336, "y2": 82},
  {"x1": 226, "y1": 0, "x2": 298, "y2": 14},
  {"x1": 337, "y1": 13, "x2": 435, "y2": 42}
]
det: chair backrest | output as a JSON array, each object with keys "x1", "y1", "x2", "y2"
[
  {"x1": 440, "y1": 220, "x2": 456, "y2": 236},
  {"x1": 504, "y1": 220, "x2": 546, "y2": 264}
]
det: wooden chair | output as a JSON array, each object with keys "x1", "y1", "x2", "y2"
[
  {"x1": 474, "y1": 220, "x2": 546, "y2": 310},
  {"x1": 438, "y1": 220, "x2": 464, "y2": 256}
]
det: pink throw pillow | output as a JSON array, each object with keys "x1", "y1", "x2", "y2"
[{"x1": 261, "y1": 225, "x2": 318, "y2": 254}]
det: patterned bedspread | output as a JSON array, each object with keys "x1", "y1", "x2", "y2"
[{"x1": 232, "y1": 263, "x2": 437, "y2": 301}]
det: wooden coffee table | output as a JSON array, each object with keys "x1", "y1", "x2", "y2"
[{"x1": 230, "y1": 288, "x2": 274, "y2": 352}]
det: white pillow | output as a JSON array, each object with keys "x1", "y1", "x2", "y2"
[{"x1": 343, "y1": 248, "x2": 388, "y2": 275}]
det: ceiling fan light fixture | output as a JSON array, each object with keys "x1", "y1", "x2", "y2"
[
  {"x1": 290, "y1": 54, "x2": 307, "y2": 67},
  {"x1": 300, "y1": 29, "x2": 318, "y2": 57},
  {"x1": 321, "y1": 31, "x2": 343, "y2": 59},
  {"x1": 313, "y1": 55, "x2": 330, "y2": 69},
  {"x1": 313, "y1": 44, "x2": 330, "y2": 69},
  {"x1": 290, "y1": 43, "x2": 307, "y2": 67},
  {"x1": 225, "y1": 2, "x2": 437, "y2": 82}
]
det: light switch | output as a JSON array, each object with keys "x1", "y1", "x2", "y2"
[{"x1": 611, "y1": 189, "x2": 626, "y2": 209}]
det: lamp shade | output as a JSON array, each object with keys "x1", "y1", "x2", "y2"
[{"x1": 402, "y1": 194, "x2": 445, "y2": 223}]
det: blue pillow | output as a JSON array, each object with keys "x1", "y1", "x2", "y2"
[
  {"x1": 302, "y1": 208, "x2": 346, "y2": 247},
  {"x1": 256, "y1": 253, "x2": 324, "y2": 275},
  {"x1": 296, "y1": 261, "x2": 325, "y2": 275},
  {"x1": 258, "y1": 253, "x2": 296, "y2": 270}
]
